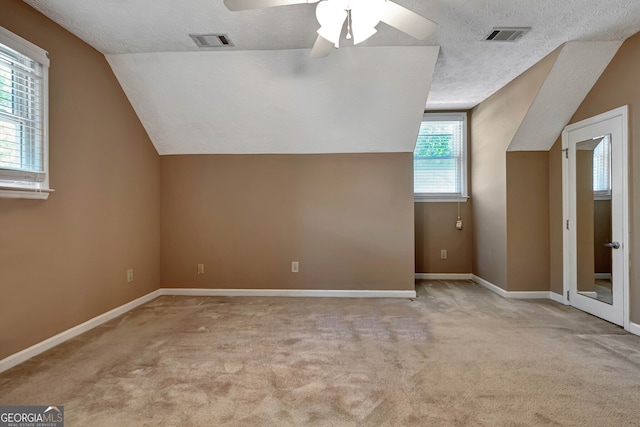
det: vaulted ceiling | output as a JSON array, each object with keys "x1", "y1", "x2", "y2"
[{"x1": 23, "y1": 0, "x2": 640, "y2": 154}]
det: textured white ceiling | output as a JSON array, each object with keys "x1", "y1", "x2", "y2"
[
  {"x1": 24, "y1": 0, "x2": 640, "y2": 110},
  {"x1": 107, "y1": 47, "x2": 439, "y2": 154},
  {"x1": 20, "y1": 0, "x2": 640, "y2": 155}
]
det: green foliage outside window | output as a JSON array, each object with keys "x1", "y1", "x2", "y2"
[
  {"x1": 415, "y1": 133, "x2": 453, "y2": 158},
  {"x1": 413, "y1": 116, "x2": 466, "y2": 197}
]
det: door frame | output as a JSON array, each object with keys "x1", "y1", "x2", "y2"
[{"x1": 561, "y1": 105, "x2": 630, "y2": 330}]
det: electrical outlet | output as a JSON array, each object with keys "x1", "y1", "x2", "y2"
[
  {"x1": 291, "y1": 261, "x2": 299, "y2": 273},
  {"x1": 197, "y1": 264, "x2": 204, "y2": 275},
  {"x1": 127, "y1": 268, "x2": 134, "y2": 283},
  {"x1": 440, "y1": 250, "x2": 448, "y2": 260}
]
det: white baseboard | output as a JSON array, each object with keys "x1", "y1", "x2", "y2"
[
  {"x1": 550, "y1": 292, "x2": 566, "y2": 304},
  {"x1": 579, "y1": 291, "x2": 599, "y2": 298},
  {"x1": 471, "y1": 274, "x2": 508, "y2": 297},
  {"x1": 628, "y1": 322, "x2": 640, "y2": 337},
  {"x1": 595, "y1": 273, "x2": 612, "y2": 280},
  {"x1": 160, "y1": 288, "x2": 416, "y2": 299},
  {"x1": 0, "y1": 290, "x2": 161, "y2": 374},
  {"x1": 471, "y1": 275, "x2": 556, "y2": 300},
  {"x1": 415, "y1": 273, "x2": 472, "y2": 280},
  {"x1": 0, "y1": 286, "x2": 416, "y2": 372}
]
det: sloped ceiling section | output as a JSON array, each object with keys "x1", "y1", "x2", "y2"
[
  {"x1": 24, "y1": 0, "x2": 640, "y2": 111},
  {"x1": 107, "y1": 46, "x2": 439, "y2": 154},
  {"x1": 507, "y1": 41, "x2": 622, "y2": 151}
]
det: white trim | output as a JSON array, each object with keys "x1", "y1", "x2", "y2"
[
  {"x1": 471, "y1": 275, "x2": 508, "y2": 297},
  {"x1": 0, "y1": 189, "x2": 52, "y2": 200},
  {"x1": 415, "y1": 273, "x2": 472, "y2": 280},
  {"x1": 414, "y1": 111, "x2": 468, "y2": 200},
  {"x1": 0, "y1": 26, "x2": 50, "y2": 66},
  {"x1": 425, "y1": 275, "x2": 566, "y2": 303},
  {"x1": 471, "y1": 275, "x2": 556, "y2": 300},
  {"x1": 594, "y1": 191, "x2": 612, "y2": 201},
  {"x1": 562, "y1": 105, "x2": 630, "y2": 328},
  {"x1": 578, "y1": 291, "x2": 598, "y2": 299},
  {"x1": 628, "y1": 322, "x2": 640, "y2": 337},
  {"x1": 621, "y1": 105, "x2": 630, "y2": 331},
  {"x1": 505, "y1": 292, "x2": 554, "y2": 300},
  {"x1": 0, "y1": 290, "x2": 160, "y2": 374},
  {"x1": 550, "y1": 292, "x2": 565, "y2": 304},
  {"x1": 414, "y1": 196, "x2": 470, "y2": 203},
  {"x1": 0, "y1": 26, "x2": 51, "y2": 195},
  {"x1": 159, "y1": 288, "x2": 416, "y2": 299},
  {"x1": 0, "y1": 287, "x2": 416, "y2": 372},
  {"x1": 594, "y1": 273, "x2": 611, "y2": 280}
]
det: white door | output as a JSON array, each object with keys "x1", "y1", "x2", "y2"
[{"x1": 562, "y1": 106, "x2": 629, "y2": 328}]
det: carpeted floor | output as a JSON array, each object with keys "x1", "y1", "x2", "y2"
[{"x1": 1, "y1": 280, "x2": 640, "y2": 426}]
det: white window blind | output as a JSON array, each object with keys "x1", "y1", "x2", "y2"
[
  {"x1": 414, "y1": 113, "x2": 467, "y2": 201},
  {"x1": 0, "y1": 26, "x2": 50, "y2": 195},
  {"x1": 593, "y1": 135, "x2": 611, "y2": 197}
]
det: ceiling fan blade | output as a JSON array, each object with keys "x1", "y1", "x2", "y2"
[
  {"x1": 380, "y1": 1, "x2": 438, "y2": 40},
  {"x1": 309, "y1": 35, "x2": 334, "y2": 58},
  {"x1": 224, "y1": 0, "x2": 319, "y2": 11}
]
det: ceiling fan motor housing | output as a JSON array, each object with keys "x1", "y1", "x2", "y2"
[{"x1": 316, "y1": 0, "x2": 386, "y2": 46}]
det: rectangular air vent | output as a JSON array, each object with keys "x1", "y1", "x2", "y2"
[
  {"x1": 485, "y1": 27, "x2": 531, "y2": 42},
  {"x1": 189, "y1": 33, "x2": 234, "y2": 48}
]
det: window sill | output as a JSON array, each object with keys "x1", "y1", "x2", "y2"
[
  {"x1": 0, "y1": 188, "x2": 54, "y2": 200},
  {"x1": 594, "y1": 192, "x2": 611, "y2": 201},
  {"x1": 414, "y1": 195, "x2": 469, "y2": 203}
]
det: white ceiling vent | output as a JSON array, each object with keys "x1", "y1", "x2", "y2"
[
  {"x1": 189, "y1": 33, "x2": 234, "y2": 48},
  {"x1": 485, "y1": 27, "x2": 531, "y2": 42}
]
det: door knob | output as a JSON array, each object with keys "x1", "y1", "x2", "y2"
[{"x1": 603, "y1": 241, "x2": 621, "y2": 249}]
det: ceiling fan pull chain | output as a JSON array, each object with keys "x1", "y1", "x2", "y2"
[{"x1": 346, "y1": 8, "x2": 352, "y2": 40}]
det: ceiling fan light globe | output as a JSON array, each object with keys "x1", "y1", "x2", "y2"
[
  {"x1": 315, "y1": 0, "x2": 347, "y2": 45},
  {"x1": 349, "y1": 0, "x2": 383, "y2": 45},
  {"x1": 352, "y1": 26, "x2": 377, "y2": 45},
  {"x1": 315, "y1": 0, "x2": 346, "y2": 25}
]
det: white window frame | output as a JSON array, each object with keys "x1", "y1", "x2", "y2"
[
  {"x1": 593, "y1": 135, "x2": 611, "y2": 201},
  {"x1": 0, "y1": 26, "x2": 51, "y2": 200},
  {"x1": 413, "y1": 112, "x2": 468, "y2": 202}
]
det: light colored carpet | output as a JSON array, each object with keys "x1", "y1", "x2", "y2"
[{"x1": 1, "y1": 280, "x2": 640, "y2": 426}]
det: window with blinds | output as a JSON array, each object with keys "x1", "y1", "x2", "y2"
[
  {"x1": 593, "y1": 135, "x2": 611, "y2": 199},
  {"x1": 0, "y1": 26, "x2": 50, "y2": 197},
  {"x1": 413, "y1": 113, "x2": 467, "y2": 201}
]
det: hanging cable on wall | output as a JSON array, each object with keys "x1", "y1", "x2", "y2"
[{"x1": 456, "y1": 199, "x2": 463, "y2": 230}]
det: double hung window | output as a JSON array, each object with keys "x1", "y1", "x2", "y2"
[
  {"x1": 592, "y1": 135, "x2": 611, "y2": 200},
  {"x1": 414, "y1": 113, "x2": 467, "y2": 201},
  {"x1": 0, "y1": 26, "x2": 50, "y2": 199}
]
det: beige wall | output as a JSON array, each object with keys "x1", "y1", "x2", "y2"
[
  {"x1": 160, "y1": 153, "x2": 415, "y2": 291},
  {"x1": 506, "y1": 152, "x2": 550, "y2": 291},
  {"x1": 576, "y1": 151, "x2": 595, "y2": 292},
  {"x1": 0, "y1": 2, "x2": 160, "y2": 360},
  {"x1": 415, "y1": 202, "x2": 473, "y2": 273},
  {"x1": 554, "y1": 31, "x2": 640, "y2": 323},
  {"x1": 415, "y1": 111, "x2": 473, "y2": 275},
  {"x1": 549, "y1": 142, "x2": 612, "y2": 295},
  {"x1": 7, "y1": 0, "x2": 639, "y2": 364},
  {"x1": 594, "y1": 200, "x2": 612, "y2": 274},
  {"x1": 471, "y1": 48, "x2": 560, "y2": 290},
  {"x1": 549, "y1": 140, "x2": 564, "y2": 295}
]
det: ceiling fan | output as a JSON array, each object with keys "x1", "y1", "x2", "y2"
[{"x1": 223, "y1": 0, "x2": 438, "y2": 58}]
